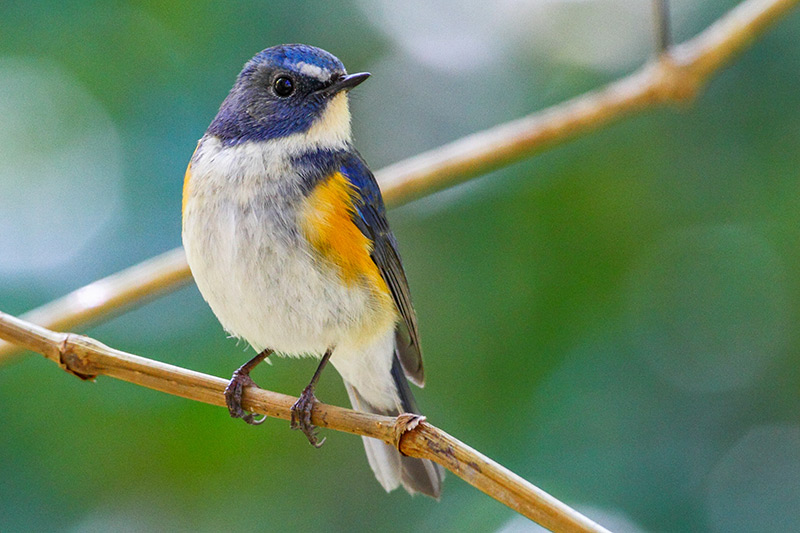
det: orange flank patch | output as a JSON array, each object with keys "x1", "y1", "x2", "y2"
[
  {"x1": 182, "y1": 162, "x2": 192, "y2": 220},
  {"x1": 301, "y1": 172, "x2": 388, "y2": 294},
  {"x1": 182, "y1": 143, "x2": 199, "y2": 222}
]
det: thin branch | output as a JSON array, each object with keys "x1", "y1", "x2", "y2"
[
  {"x1": 653, "y1": 0, "x2": 672, "y2": 54},
  {"x1": 0, "y1": 248, "x2": 191, "y2": 362},
  {"x1": 0, "y1": 310, "x2": 611, "y2": 533},
  {"x1": 1, "y1": 0, "x2": 796, "y2": 364},
  {"x1": 373, "y1": 0, "x2": 797, "y2": 203}
]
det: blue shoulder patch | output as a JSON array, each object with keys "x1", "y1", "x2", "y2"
[
  {"x1": 291, "y1": 148, "x2": 347, "y2": 194},
  {"x1": 292, "y1": 146, "x2": 425, "y2": 384},
  {"x1": 340, "y1": 155, "x2": 387, "y2": 219}
]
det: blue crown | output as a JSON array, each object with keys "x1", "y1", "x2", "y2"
[
  {"x1": 207, "y1": 44, "x2": 350, "y2": 145},
  {"x1": 241, "y1": 44, "x2": 345, "y2": 80}
]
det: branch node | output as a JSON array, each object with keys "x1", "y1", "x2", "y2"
[
  {"x1": 58, "y1": 334, "x2": 97, "y2": 381},
  {"x1": 653, "y1": 55, "x2": 702, "y2": 105},
  {"x1": 393, "y1": 413, "x2": 426, "y2": 455}
]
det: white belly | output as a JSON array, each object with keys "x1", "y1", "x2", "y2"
[{"x1": 182, "y1": 137, "x2": 396, "y2": 359}]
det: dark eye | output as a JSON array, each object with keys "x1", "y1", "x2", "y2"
[{"x1": 273, "y1": 76, "x2": 294, "y2": 97}]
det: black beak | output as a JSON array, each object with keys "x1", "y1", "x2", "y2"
[{"x1": 319, "y1": 72, "x2": 371, "y2": 96}]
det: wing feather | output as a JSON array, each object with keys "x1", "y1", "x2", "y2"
[{"x1": 340, "y1": 152, "x2": 424, "y2": 386}]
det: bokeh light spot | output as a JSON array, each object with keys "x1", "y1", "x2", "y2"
[
  {"x1": 0, "y1": 57, "x2": 123, "y2": 276},
  {"x1": 625, "y1": 224, "x2": 790, "y2": 392},
  {"x1": 706, "y1": 425, "x2": 800, "y2": 532}
]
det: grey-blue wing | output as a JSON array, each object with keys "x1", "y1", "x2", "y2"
[{"x1": 341, "y1": 152, "x2": 424, "y2": 386}]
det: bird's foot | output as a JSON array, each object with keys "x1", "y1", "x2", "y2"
[
  {"x1": 290, "y1": 386, "x2": 325, "y2": 448},
  {"x1": 225, "y1": 370, "x2": 267, "y2": 425}
]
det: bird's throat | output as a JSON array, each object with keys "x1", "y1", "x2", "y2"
[{"x1": 305, "y1": 93, "x2": 352, "y2": 148}]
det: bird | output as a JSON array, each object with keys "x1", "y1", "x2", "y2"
[{"x1": 181, "y1": 44, "x2": 443, "y2": 498}]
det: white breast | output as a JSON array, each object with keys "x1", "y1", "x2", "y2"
[{"x1": 182, "y1": 136, "x2": 396, "y2": 358}]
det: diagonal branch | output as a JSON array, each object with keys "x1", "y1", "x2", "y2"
[
  {"x1": 377, "y1": 0, "x2": 797, "y2": 203},
  {"x1": 1, "y1": 0, "x2": 797, "y2": 364},
  {"x1": 0, "y1": 309, "x2": 611, "y2": 533}
]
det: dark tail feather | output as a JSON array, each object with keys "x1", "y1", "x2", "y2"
[{"x1": 344, "y1": 356, "x2": 444, "y2": 498}]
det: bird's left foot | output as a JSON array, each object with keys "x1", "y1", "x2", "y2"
[{"x1": 290, "y1": 386, "x2": 325, "y2": 448}]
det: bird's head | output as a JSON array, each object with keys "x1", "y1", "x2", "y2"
[{"x1": 207, "y1": 44, "x2": 370, "y2": 148}]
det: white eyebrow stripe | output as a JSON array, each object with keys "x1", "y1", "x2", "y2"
[{"x1": 294, "y1": 62, "x2": 331, "y2": 82}]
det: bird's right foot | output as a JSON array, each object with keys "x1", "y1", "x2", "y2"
[{"x1": 224, "y1": 370, "x2": 267, "y2": 425}]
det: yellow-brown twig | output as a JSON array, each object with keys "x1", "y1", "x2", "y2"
[
  {"x1": 0, "y1": 0, "x2": 796, "y2": 365},
  {"x1": 0, "y1": 310, "x2": 611, "y2": 533}
]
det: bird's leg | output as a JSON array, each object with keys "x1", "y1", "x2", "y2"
[
  {"x1": 291, "y1": 347, "x2": 333, "y2": 447},
  {"x1": 225, "y1": 349, "x2": 273, "y2": 425}
]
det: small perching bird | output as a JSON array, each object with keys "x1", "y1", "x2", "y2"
[{"x1": 181, "y1": 44, "x2": 443, "y2": 498}]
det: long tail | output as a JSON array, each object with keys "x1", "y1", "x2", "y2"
[{"x1": 344, "y1": 355, "x2": 444, "y2": 498}]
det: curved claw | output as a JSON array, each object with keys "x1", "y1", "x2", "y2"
[
  {"x1": 225, "y1": 370, "x2": 267, "y2": 425},
  {"x1": 290, "y1": 386, "x2": 325, "y2": 447},
  {"x1": 242, "y1": 413, "x2": 268, "y2": 425}
]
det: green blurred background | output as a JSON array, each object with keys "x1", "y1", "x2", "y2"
[{"x1": 2, "y1": 1, "x2": 800, "y2": 531}]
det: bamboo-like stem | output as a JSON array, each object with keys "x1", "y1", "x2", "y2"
[
  {"x1": 653, "y1": 0, "x2": 672, "y2": 54},
  {"x1": 376, "y1": 0, "x2": 798, "y2": 204},
  {"x1": 0, "y1": 310, "x2": 611, "y2": 533},
  {"x1": 1, "y1": 0, "x2": 797, "y2": 363},
  {"x1": 0, "y1": 248, "x2": 191, "y2": 362}
]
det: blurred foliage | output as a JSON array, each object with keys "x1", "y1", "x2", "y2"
[{"x1": 2, "y1": 1, "x2": 800, "y2": 532}]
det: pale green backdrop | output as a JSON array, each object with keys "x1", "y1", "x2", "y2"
[{"x1": 2, "y1": 1, "x2": 800, "y2": 532}]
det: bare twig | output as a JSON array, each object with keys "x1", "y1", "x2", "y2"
[
  {"x1": 0, "y1": 310, "x2": 611, "y2": 533},
  {"x1": 653, "y1": 0, "x2": 672, "y2": 54},
  {"x1": 1, "y1": 0, "x2": 797, "y2": 364},
  {"x1": 374, "y1": 0, "x2": 797, "y2": 202},
  {"x1": 0, "y1": 248, "x2": 191, "y2": 362}
]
